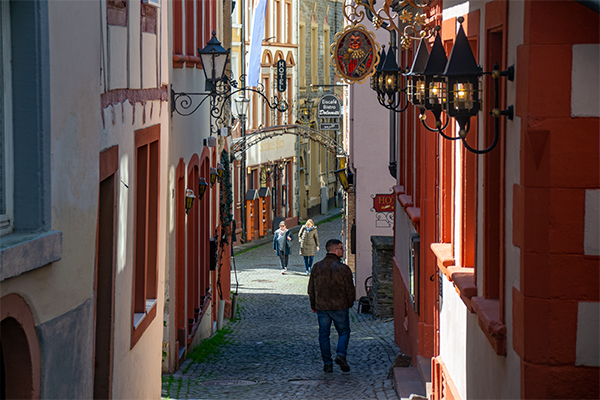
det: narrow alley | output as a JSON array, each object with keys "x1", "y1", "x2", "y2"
[{"x1": 161, "y1": 215, "x2": 402, "y2": 400}]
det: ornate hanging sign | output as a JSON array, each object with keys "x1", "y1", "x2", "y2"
[{"x1": 330, "y1": 25, "x2": 380, "y2": 84}]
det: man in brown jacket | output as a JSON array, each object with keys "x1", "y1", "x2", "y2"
[{"x1": 308, "y1": 239, "x2": 355, "y2": 373}]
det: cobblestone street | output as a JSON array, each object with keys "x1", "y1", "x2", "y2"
[{"x1": 161, "y1": 215, "x2": 401, "y2": 399}]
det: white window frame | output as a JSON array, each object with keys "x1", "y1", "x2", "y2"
[{"x1": 1, "y1": 0, "x2": 14, "y2": 237}]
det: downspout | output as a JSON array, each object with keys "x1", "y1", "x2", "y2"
[
  {"x1": 240, "y1": 0, "x2": 246, "y2": 242},
  {"x1": 388, "y1": 30, "x2": 397, "y2": 178}
]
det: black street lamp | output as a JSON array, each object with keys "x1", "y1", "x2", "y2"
[{"x1": 198, "y1": 31, "x2": 230, "y2": 92}]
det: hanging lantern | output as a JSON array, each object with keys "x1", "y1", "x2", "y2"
[
  {"x1": 379, "y1": 46, "x2": 401, "y2": 104},
  {"x1": 209, "y1": 167, "x2": 218, "y2": 187},
  {"x1": 198, "y1": 31, "x2": 230, "y2": 91},
  {"x1": 185, "y1": 189, "x2": 196, "y2": 214},
  {"x1": 198, "y1": 177, "x2": 208, "y2": 200}
]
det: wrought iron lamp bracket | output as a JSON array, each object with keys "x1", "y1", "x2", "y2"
[
  {"x1": 171, "y1": 73, "x2": 288, "y2": 123},
  {"x1": 442, "y1": 63, "x2": 514, "y2": 154}
]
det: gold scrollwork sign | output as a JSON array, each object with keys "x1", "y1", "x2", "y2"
[{"x1": 330, "y1": 25, "x2": 380, "y2": 84}]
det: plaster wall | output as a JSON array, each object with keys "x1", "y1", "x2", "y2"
[
  {"x1": 1, "y1": 0, "x2": 101, "y2": 326},
  {"x1": 142, "y1": 32, "x2": 159, "y2": 89},
  {"x1": 441, "y1": 0, "x2": 523, "y2": 397},
  {"x1": 439, "y1": 274, "x2": 468, "y2": 400},
  {"x1": 572, "y1": 44, "x2": 600, "y2": 118},
  {"x1": 351, "y1": 27, "x2": 395, "y2": 298},
  {"x1": 108, "y1": 26, "x2": 128, "y2": 90},
  {"x1": 129, "y1": 1, "x2": 142, "y2": 89},
  {"x1": 465, "y1": 309, "x2": 520, "y2": 400},
  {"x1": 106, "y1": 101, "x2": 169, "y2": 400},
  {"x1": 171, "y1": 68, "x2": 212, "y2": 163}
]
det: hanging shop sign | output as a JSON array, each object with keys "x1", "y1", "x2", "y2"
[
  {"x1": 372, "y1": 193, "x2": 395, "y2": 212},
  {"x1": 319, "y1": 122, "x2": 340, "y2": 131},
  {"x1": 317, "y1": 94, "x2": 341, "y2": 118},
  {"x1": 319, "y1": 122, "x2": 341, "y2": 131},
  {"x1": 276, "y1": 60, "x2": 287, "y2": 92},
  {"x1": 330, "y1": 24, "x2": 380, "y2": 84}
]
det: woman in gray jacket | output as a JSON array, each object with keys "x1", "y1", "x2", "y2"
[{"x1": 299, "y1": 219, "x2": 320, "y2": 275}]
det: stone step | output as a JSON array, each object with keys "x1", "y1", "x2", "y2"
[
  {"x1": 417, "y1": 355, "x2": 432, "y2": 398},
  {"x1": 393, "y1": 366, "x2": 427, "y2": 400}
]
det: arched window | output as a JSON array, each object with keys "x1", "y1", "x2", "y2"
[{"x1": 1, "y1": 293, "x2": 41, "y2": 399}]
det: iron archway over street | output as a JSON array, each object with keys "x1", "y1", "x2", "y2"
[{"x1": 230, "y1": 124, "x2": 348, "y2": 160}]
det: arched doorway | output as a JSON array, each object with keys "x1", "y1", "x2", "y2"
[{"x1": 0, "y1": 293, "x2": 41, "y2": 399}]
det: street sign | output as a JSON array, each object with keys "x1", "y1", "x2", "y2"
[
  {"x1": 317, "y1": 94, "x2": 341, "y2": 118},
  {"x1": 276, "y1": 60, "x2": 287, "y2": 92},
  {"x1": 319, "y1": 122, "x2": 340, "y2": 131}
]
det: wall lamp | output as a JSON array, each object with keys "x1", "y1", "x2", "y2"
[
  {"x1": 171, "y1": 31, "x2": 288, "y2": 134},
  {"x1": 185, "y1": 189, "x2": 196, "y2": 214},
  {"x1": 410, "y1": 17, "x2": 514, "y2": 154},
  {"x1": 217, "y1": 163, "x2": 225, "y2": 181},
  {"x1": 371, "y1": 45, "x2": 409, "y2": 112},
  {"x1": 209, "y1": 167, "x2": 219, "y2": 187},
  {"x1": 296, "y1": 97, "x2": 315, "y2": 125},
  {"x1": 334, "y1": 168, "x2": 353, "y2": 192},
  {"x1": 198, "y1": 177, "x2": 208, "y2": 200}
]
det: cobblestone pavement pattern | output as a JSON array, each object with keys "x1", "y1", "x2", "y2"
[{"x1": 162, "y1": 216, "x2": 401, "y2": 400}]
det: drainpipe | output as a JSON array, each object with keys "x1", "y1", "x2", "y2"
[
  {"x1": 240, "y1": 0, "x2": 247, "y2": 243},
  {"x1": 388, "y1": 30, "x2": 397, "y2": 179}
]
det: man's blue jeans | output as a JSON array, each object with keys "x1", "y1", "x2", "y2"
[
  {"x1": 317, "y1": 309, "x2": 350, "y2": 365},
  {"x1": 303, "y1": 256, "x2": 314, "y2": 272}
]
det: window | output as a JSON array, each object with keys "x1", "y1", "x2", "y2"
[
  {"x1": 323, "y1": 24, "x2": 330, "y2": 85},
  {"x1": 311, "y1": 23, "x2": 318, "y2": 85},
  {"x1": 173, "y1": 0, "x2": 218, "y2": 68},
  {"x1": 286, "y1": 1, "x2": 292, "y2": 44},
  {"x1": 187, "y1": 157, "x2": 199, "y2": 338},
  {"x1": 132, "y1": 125, "x2": 160, "y2": 347},
  {"x1": 275, "y1": 0, "x2": 281, "y2": 42},
  {"x1": 1, "y1": 1, "x2": 13, "y2": 237},
  {"x1": 299, "y1": 23, "x2": 306, "y2": 88},
  {"x1": 0, "y1": 0, "x2": 60, "y2": 280},
  {"x1": 265, "y1": 0, "x2": 271, "y2": 40}
]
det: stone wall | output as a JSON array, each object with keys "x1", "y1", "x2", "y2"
[{"x1": 371, "y1": 236, "x2": 394, "y2": 318}]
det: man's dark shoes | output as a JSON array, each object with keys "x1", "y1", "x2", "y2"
[
  {"x1": 323, "y1": 363, "x2": 333, "y2": 373},
  {"x1": 335, "y1": 355, "x2": 350, "y2": 372}
]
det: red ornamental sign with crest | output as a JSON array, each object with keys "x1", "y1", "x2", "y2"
[
  {"x1": 330, "y1": 25, "x2": 380, "y2": 84},
  {"x1": 372, "y1": 193, "x2": 395, "y2": 212}
]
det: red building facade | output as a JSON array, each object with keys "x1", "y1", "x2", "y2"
[{"x1": 392, "y1": 1, "x2": 599, "y2": 398}]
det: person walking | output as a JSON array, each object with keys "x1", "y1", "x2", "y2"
[
  {"x1": 307, "y1": 239, "x2": 355, "y2": 373},
  {"x1": 273, "y1": 221, "x2": 293, "y2": 274},
  {"x1": 299, "y1": 219, "x2": 320, "y2": 275}
]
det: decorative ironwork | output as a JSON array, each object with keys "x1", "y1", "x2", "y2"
[
  {"x1": 342, "y1": 0, "x2": 434, "y2": 49},
  {"x1": 231, "y1": 124, "x2": 348, "y2": 161},
  {"x1": 171, "y1": 74, "x2": 288, "y2": 135}
]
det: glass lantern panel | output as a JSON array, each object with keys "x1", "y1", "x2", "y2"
[{"x1": 428, "y1": 80, "x2": 446, "y2": 106}]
